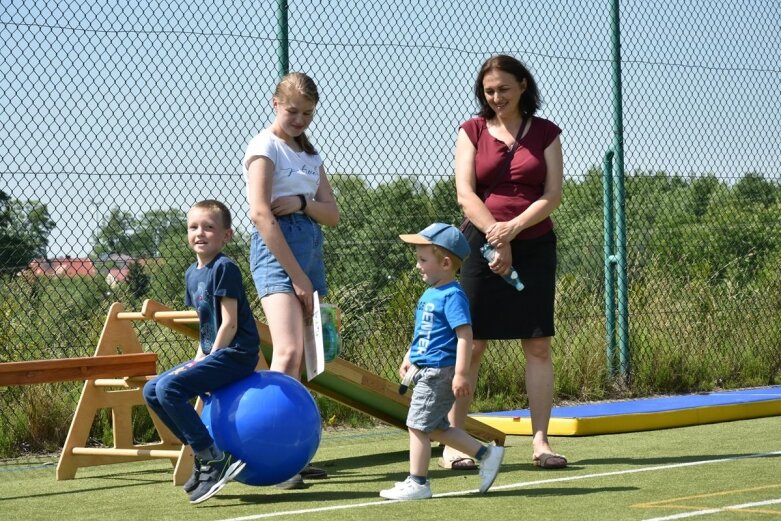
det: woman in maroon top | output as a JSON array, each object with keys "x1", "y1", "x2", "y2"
[{"x1": 444, "y1": 55, "x2": 567, "y2": 470}]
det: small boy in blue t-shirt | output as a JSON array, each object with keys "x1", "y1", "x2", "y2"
[
  {"x1": 143, "y1": 200, "x2": 260, "y2": 505},
  {"x1": 379, "y1": 223, "x2": 505, "y2": 500}
]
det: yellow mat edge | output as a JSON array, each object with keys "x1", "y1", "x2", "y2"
[{"x1": 470, "y1": 399, "x2": 781, "y2": 436}]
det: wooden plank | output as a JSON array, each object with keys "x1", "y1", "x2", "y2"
[
  {"x1": 0, "y1": 353, "x2": 157, "y2": 386},
  {"x1": 258, "y1": 339, "x2": 506, "y2": 445},
  {"x1": 70, "y1": 447, "x2": 181, "y2": 458}
]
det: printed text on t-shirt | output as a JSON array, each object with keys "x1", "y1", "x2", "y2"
[{"x1": 415, "y1": 302, "x2": 436, "y2": 355}]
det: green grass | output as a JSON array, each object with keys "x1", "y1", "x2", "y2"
[{"x1": 3, "y1": 416, "x2": 780, "y2": 520}]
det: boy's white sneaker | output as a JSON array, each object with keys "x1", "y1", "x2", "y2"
[
  {"x1": 379, "y1": 476, "x2": 433, "y2": 500},
  {"x1": 478, "y1": 444, "x2": 505, "y2": 493}
]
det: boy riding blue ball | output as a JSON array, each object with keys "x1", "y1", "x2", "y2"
[
  {"x1": 380, "y1": 223, "x2": 505, "y2": 500},
  {"x1": 143, "y1": 200, "x2": 260, "y2": 505}
]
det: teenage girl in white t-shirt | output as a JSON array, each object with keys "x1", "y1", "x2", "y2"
[
  {"x1": 243, "y1": 73, "x2": 338, "y2": 487},
  {"x1": 244, "y1": 71, "x2": 339, "y2": 375}
]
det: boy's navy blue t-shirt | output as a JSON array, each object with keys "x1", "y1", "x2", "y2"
[
  {"x1": 408, "y1": 281, "x2": 471, "y2": 368},
  {"x1": 185, "y1": 253, "x2": 260, "y2": 355}
]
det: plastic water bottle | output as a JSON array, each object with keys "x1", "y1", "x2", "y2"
[
  {"x1": 320, "y1": 304, "x2": 342, "y2": 362},
  {"x1": 480, "y1": 243, "x2": 524, "y2": 291},
  {"x1": 322, "y1": 322, "x2": 341, "y2": 362}
]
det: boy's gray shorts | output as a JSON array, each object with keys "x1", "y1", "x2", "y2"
[{"x1": 406, "y1": 366, "x2": 456, "y2": 433}]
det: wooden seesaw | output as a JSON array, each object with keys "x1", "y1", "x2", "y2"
[{"x1": 1, "y1": 298, "x2": 505, "y2": 485}]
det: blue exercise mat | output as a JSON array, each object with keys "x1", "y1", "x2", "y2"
[{"x1": 471, "y1": 386, "x2": 781, "y2": 436}]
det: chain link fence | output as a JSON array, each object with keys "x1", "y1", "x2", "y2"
[{"x1": 2, "y1": 1, "x2": 779, "y2": 464}]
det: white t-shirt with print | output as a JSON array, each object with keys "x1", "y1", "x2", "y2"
[{"x1": 243, "y1": 129, "x2": 322, "y2": 201}]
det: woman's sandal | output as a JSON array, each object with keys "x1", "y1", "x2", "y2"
[
  {"x1": 437, "y1": 454, "x2": 478, "y2": 470},
  {"x1": 532, "y1": 452, "x2": 568, "y2": 469}
]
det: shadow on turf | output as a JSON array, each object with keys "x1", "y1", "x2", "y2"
[
  {"x1": 576, "y1": 452, "x2": 780, "y2": 466},
  {"x1": 483, "y1": 486, "x2": 638, "y2": 498},
  {"x1": 203, "y1": 485, "x2": 639, "y2": 508},
  {"x1": 11, "y1": 449, "x2": 766, "y2": 505},
  {"x1": 189, "y1": 451, "x2": 638, "y2": 509},
  {"x1": 0, "y1": 450, "x2": 414, "y2": 504},
  {"x1": 305, "y1": 448, "x2": 413, "y2": 480},
  {"x1": 0, "y1": 468, "x2": 168, "y2": 502}
]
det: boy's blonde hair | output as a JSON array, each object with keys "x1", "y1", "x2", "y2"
[
  {"x1": 190, "y1": 199, "x2": 232, "y2": 229},
  {"x1": 431, "y1": 245, "x2": 463, "y2": 272}
]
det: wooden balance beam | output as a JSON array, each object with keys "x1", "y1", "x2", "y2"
[{"x1": 0, "y1": 353, "x2": 157, "y2": 387}]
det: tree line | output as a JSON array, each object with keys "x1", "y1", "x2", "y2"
[{"x1": 4, "y1": 170, "x2": 779, "y2": 293}]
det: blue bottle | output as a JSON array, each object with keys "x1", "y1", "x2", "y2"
[
  {"x1": 320, "y1": 304, "x2": 341, "y2": 362},
  {"x1": 480, "y1": 243, "x2": 524, "y2": 291}
]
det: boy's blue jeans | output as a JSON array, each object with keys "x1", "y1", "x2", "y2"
[{"x1": 143, "y1": 347, "x2": 258, "y2": 453}]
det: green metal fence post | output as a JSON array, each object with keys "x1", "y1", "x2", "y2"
[
  {"x1": 610, "y1": 0, "x2": 630, "y2": 381},
  {"x1": 276, "y1": 0, "x2": 289, "y2": 78},
  {"x1": 603, "y1": 149, "x2": 617, "y2": 377}
]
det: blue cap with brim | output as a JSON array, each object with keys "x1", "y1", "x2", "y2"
[{"x1": 399, "y1": 223, "x2": 470, "y2": 261}]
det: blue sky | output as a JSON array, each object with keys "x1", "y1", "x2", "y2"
[{"x1": 1, "y1": 0, "x2": 779, "y2": 257}]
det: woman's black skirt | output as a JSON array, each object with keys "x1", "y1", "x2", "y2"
[{"x1": 460, "y1": 225, "x2": 557, "y2": 340}]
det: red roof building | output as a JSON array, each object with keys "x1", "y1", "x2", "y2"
[{"x1": 27, "y1": 257, "x2": 97, "y2": 277}]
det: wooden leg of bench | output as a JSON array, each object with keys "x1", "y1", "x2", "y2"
[
  {"x1": 112, "y1": 403, "x2": 134, "y2": 448},
  {"x1": 173, "y1": 445, "x2": 195, "y2": 486},
  {"x1": 56, "y1": 381, "x2": 97, "y2": 480}
]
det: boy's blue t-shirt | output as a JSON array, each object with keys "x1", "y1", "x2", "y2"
[
  {"x1": 185, "y1": 253, "x2": 260, "y2": 355},
  {"x1": 408, "y1": 281, "x2": 471, "y2": 368}
]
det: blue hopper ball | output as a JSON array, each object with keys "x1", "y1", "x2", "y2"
[{"x1": 200, "y1": 371, "x2": 322, "y2": 486}]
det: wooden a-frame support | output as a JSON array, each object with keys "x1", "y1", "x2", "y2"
[{"x1": 55, "y1": 299, "x2": 269, "y2": 485}]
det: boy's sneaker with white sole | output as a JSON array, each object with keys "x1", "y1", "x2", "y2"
[
  {"x1": 183, "y1": 458, "x2": 201, "y2": 494},
  {"x1": 189, "y1": 451, "x2": 246, "y2": 505},
  {"x1": 478, "y1": 444, "x2": 505, "y2": 493},
  {"x1": 379, "y1": 476, "x2": 433, "y2": 500}
]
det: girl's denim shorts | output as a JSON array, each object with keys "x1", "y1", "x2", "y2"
[{"x1": 250, "y1": 213, "x2": 328, "y2": 299}]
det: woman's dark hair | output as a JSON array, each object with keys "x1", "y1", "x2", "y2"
[
  {"x1": 274, "y1": 72, "x2": 320, "y2": 155},
  {"x1": 474, "y1": 55, "x2": 541, "y2": 119}
]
